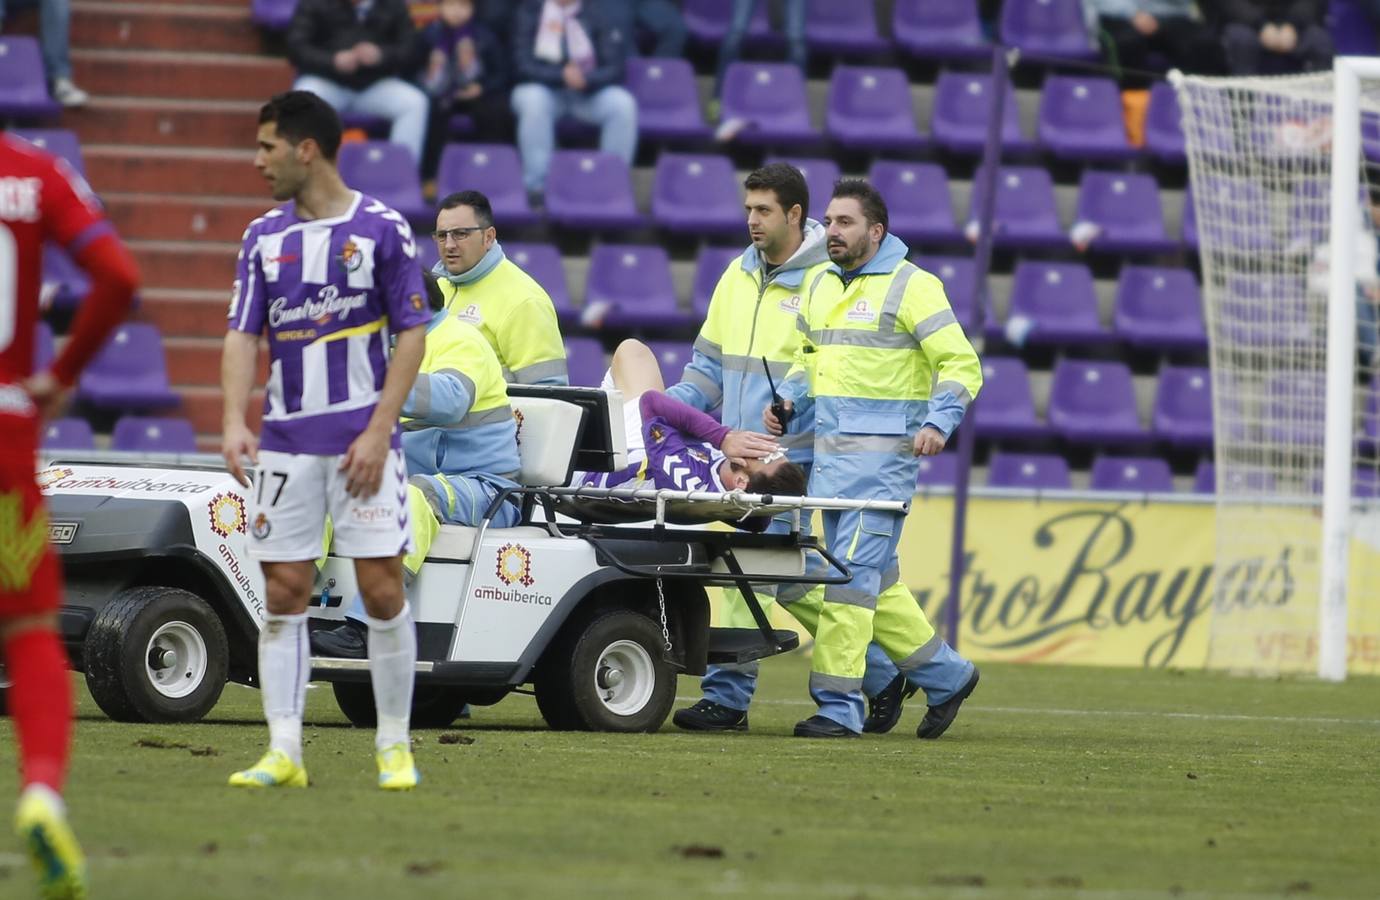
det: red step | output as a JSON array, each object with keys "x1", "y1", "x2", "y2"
[
  {"x1": 72, "y1": 49, "x2": 292, "y2": 103},
  {"x1": 106, "y1": 193, "x2": 273, "y2": 243},
  {"x1": 165, "y1": 337, "x2": 269, "y2": 386},
  {"x1": 137, "y1": 289, "x2": 238, "y2": 339},
  {"x1": 69, "y1": 97, "x2": 262, "y2": 150},
  {"x1": 71, "y1": 2, "x2": 266, "y2": 56},
  {"x1": 87, "y1": 146, "x2": 265, "y2": 198},
  {"x1": 129, "y1": 240, "x2": 239, "y2": 292},
  {"x1": 181, "y1": 386, "x2": 264, "y2": 437}
]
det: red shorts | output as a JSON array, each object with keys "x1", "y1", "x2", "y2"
[{"x1": 0, "y1": 420, "x2": 62, "y2": 618}]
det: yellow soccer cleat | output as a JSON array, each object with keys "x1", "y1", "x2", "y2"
[
  {"x1": 15, "y1": 785, "x2": 88, "y2": 900},
  {"x1": 227, "y1": 749, "x2": 309, "y2": 789},
  {"x1": 375, "y1": 743, "x2": 420, "y2": 791}
]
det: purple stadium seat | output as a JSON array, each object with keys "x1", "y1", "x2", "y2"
[
  {"x1": 987, "y1": 452, "x2": 1072, "y2": 490},
  {"x1": 968, "y1": 166, "x2": 1065, "y2": 250},
  {"x1": 826, "y1": 66, "x2": 925, "y2": 152},
  {"x1": 719, "y1": 63, "x2": 819, "y2": 145},
  {"x1": 563, "y1": 336, "x2": 608, "y2": 388},
  {"x1": 416, "y1": 236, "x2": 440, "y2": 273},
  {"x1": 1074, "y1": 171, "x2": 1176, "y2": 254},
  {"x1": 1353, "y1": 466, "x2": 1380, "y2": 499},
  {"x1": 683, "y1": 0, "x2": 772, "y2": 44},
  {"x1": 929, "y1": 72, "x2": 1033, "y2": 155},
  {"x1": 869, "y1": 161, "x2": 960, "y2": 244},
  {"x1": 1090, "y1": 456, "x2": 1175, "y2": 493},
  {"x1": 652, "y1": 153, "x2": 742, "y2": 236},
  {"x1": 1048, "y1": 360, "x2": 1146, "y2": 445},
  {"x1": 973, "y1": 357, "x2": 1046, "y2": 440},
  {"x1": 41, "y1": 244, "x2": 90, "y2": 312},
  {"x1": 763, "y1": 156, "x2": 840, "y2": 222},
  {"x1": 436, "y1": 144, "x2": 539, "y2": 228},
  {"x1": 336, "y1": 141, "x2": 428, "y2": 222},
  {"x1": 545, "y1": 151, "x2": 642, "y2": 230},
  {"x1": 644, "y1": 340, "x2": 695, "y2": 388},
  {"x1": 1038, "y1": 75, "x2": 1136, "y2": 162},
  {"x1": 33, "y1": 320, "x2": 54, "y2": 373},
  {"x1": 915, "y1": 452, "x2": 960, "y2": 487},
  {"x1": 504, "y1": 242, "x2": 575, "y2": 325},
  {"x1": 111, "y1": 416, "x2": 198, "y2": 454},
  {"x1": 1330, "y1": 0, "x2": 1380, "y2": 56},
  {"x1": 1181, "y1": 182, "x2": 1198, "y2": 251},
  {"x1": 1185, "y1": 177, "x2": 1276, "y2": 252},
  {"x1": 12, "y1": 128, "x2": 84, "y2": 174},
  {"x1": 1000, "y1": 0, "x2": 1098, "y2": 62},
  {"x1": 1192, "y1": 459, "x2": 1215, "y2": 493},
  {"x1": 804, "y1": 0, "x2": 889, "y2": 55},
  {"x1": 76, "y1": 323, "x2": 180, "y2": 411},
  {"x1": 625, "y1": 58, "x2": 712, "y2": 142},
  {"x1": 1361, "y1": 379, "x2": 1379, "y2": 456},
  {"x1": 913, "y1": 255, "x2": 985, "y2": 331},
  {"x1": 41, "y1": 417, "x2": 95, "y2": 451},
  {"x1": 0, "y1": 37, "x2": 60, "y2": 119},
  {"x1": 251, "y1": 0, "x2": 296, "y2": 29},
  {"x1": 1364, "y1": 114, "x2": 1380, "y2": 164},
  {"x1": 692, "y1": 246, "x2": 744, "y2": 318},
  {"x1": 584, "y1": 245, "x2": 689, "y2": 331},
  {"x1": 1006, "y1": 261, "x2": 1108, "y2": 345},
  {"x1": 1114, "y1": 266, "x2": 1207, "y2": 351},
  {"x1": 892, "y1": 0, "x2": 990, "y2": 61},
  {"x1": 1144, "y1": 82, "x2": 1186, "y2": 164},
  {"x1": 1152, "y1": 366, "x2": 1213, "y2": 449}
]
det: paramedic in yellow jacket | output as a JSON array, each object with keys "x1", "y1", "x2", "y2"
[
  {"x1": 767, "y1": 179, "x2": 984, "y2": 739},
  {"x1": 433, "y1": 190, "x2": 568, "y2": 386}
]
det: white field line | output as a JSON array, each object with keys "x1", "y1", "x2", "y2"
[{"x1": 675, "y1": 696, "x2": 1380, "y2": 727}]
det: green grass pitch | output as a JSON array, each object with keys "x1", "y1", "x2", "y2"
[{"x1": 2, "y1": 654, "x2": 1378, "y2": 899}]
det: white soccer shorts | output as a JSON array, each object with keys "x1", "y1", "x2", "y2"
[{"x1": 246, "y1": 448, "x2": 413, "y2": 562}]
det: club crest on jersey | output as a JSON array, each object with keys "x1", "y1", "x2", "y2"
[
  {"x1": 845, "y1": 298, "x2": 875, "y2": 323},
  {"x1": 778, "y1": 294, "x2": 801, "y2": 314},
  {"x1": 339, "y1": 239, "x2": 364, "y2": 273},
  {"x1": 251, "y1": 512, "x2": 272, "y2": 540},
  {"x1": 457, "y1": 303, "x2": 483, "y2": 324}
]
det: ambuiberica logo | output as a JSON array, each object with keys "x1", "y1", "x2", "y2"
[{"x1": 476, "y1": 543, "x2": 553, "y2": 606}]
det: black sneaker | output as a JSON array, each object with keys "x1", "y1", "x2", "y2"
[
  {"x1": 917, "y1": 666, "x2": 980, "y2": 740},
  {"x1": 793, "y1": 715, "x2": 860, "y2": 738},
  {"x1": 671, "y1": 699, "x2": 748, "y2": 732},
  {"x1": 863, "y1": 672, "x2": 920, "y2": 734},
  {"x1": 309, "y1": 620, "x2": 368, "y2": 659}
]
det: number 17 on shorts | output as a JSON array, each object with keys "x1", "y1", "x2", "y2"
[{"x1": 247, "y1": 449, "x2": 413, "y2": 562}]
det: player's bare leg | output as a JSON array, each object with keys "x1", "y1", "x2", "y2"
[
  {"x1": 3, "y1": 612, "x2": 86, "y2": 900},
  {"x1": 611, "y1": 339, "x2": 668, "y2": 398},
  {"x1": 228, "y1": 560, "x2": 314, "y2": 788},
  {"x1": 356, "y1": 554, "x2": 418, "y2": 790}
]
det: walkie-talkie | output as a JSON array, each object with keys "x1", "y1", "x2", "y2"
[{"x1": 763, "y1": 356, "x2": 792, "y2": 428}]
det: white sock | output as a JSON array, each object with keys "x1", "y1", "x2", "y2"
[
  {"x1": 366, "y1": 602, "x2": 416, "y2": 752},
  {"x1": 259, "y1": 611, "x2": 308, "y2": 765}
]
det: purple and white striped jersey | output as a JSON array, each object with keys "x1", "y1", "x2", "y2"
[{"x1": 227, "y1": 192, "x2": 431, "y2": 455}]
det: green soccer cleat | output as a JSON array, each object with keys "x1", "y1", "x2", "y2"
[
  {"x1": 228, "y1": 749, "x2": 309, "y2": 789},
  {"x1": 15, "y1": 785, "x2": 88, "y2": 900},
  {"x1": 376, "y1": 743, "x2": 420, "y2": 791}
]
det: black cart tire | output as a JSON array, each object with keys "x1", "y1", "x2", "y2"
[
  {"x1": 83, "y1": 586, "x2": 229, "y2": 723},
  {"x1": 332, "y1": 682, "x2": 473, "y2": 729},
  {"x1": 535, "y1": 610, "x2": 675, "y2": 733}
]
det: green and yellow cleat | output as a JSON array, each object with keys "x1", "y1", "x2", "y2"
[
  {"x1": 376, "y1": 743, "x2": 420, "y2": 791},
  {"x1": 228, "y1": 749, "x2": 309, "y2": 789},
  {"x1": 15, "y1": 785, "x2": 88, "y2": 900}
]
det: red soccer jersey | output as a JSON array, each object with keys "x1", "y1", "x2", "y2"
[{"x1": 0, "y1": 133, "x2": 106, "y2": 390}]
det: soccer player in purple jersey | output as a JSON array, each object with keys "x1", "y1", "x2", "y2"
[{"x1": 220, "y1": 91, "x2": 430, "y2": 791}]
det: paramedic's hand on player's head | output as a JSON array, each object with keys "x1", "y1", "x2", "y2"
[
  {"x1": 222, "y1": 421, "x2": 259, "y2": 488},
  {"x1": 913, "y1": 426, "x2": 947, "y2": 457},
  {"x1": 721, "y1": 430, "x2": 779, "y2": 460},
  {"x1": 763, "y1": 399, "x2": 792, "y2": 436}
]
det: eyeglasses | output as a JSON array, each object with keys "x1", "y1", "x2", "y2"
[{"x1": 433, "y1": 226, "x2": 486, "y2": 243}]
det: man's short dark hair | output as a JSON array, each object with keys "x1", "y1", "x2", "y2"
[
  {"x1": 831, "y1": 178, "x2": 888, "y2": 233},
  {"x1": 258, "y1": 91, "x2": 342, "y2": 161},
  {"x1": 422, "y1": 270, "x2": 446, "y2": 311},
  {"x1": 744, "y1": 163, "x2": 810, "y2": 231},
  {"x1": 747, "y1": 460, "x2": 808, "y2": 497},
  {"x1": 438, "y1": 190, "x2": 495, "y2": 229}
]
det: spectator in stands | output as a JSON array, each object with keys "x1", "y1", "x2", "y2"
[
  {"x1": 1214, "y1": 0, "x2": 1333, "y2": 74},
  {"x1": 603, "y1": 0, "x2": 688, "y2": 58},
  {"x1": 510, "y1": 0, "x2": 638, "y2": 198},
  {"x1": 1087, "y1": 0, "x2": 1226, "y2": 85},
  {"x1": 0, "y1": 0, "x2": 87, "y2": 106},
  {"x1": 419, "y1": 0, "x2": 511, "y2": 172},
  {"x1": 287, "y1": 0, "x2": 430, "y2": 167},
  {"x1": 714, "y1": 0, "x2": 806, "y2": 98}
]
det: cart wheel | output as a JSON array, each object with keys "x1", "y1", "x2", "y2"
[
  {"x1": 83, "y1": 586, "x2": 229, "y2": 723},
  {"x1": 332, "y1": 682, "x2": 472, "y2": 729},
  {"x1": 535, "y1": 610, "x2": 675, "y2": 733}
]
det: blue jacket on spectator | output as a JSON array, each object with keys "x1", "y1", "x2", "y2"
[{"x1": 511, "y1": 0, "x2": 629, "y2": 94}]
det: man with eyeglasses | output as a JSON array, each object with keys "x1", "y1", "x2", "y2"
[{"x1": 429, "y1": 190, "x2": 568, "y2": 387}]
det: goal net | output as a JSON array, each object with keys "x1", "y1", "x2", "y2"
[{"x1": 1176, "y1": 63, "x2": 1380, "y2": 679}]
